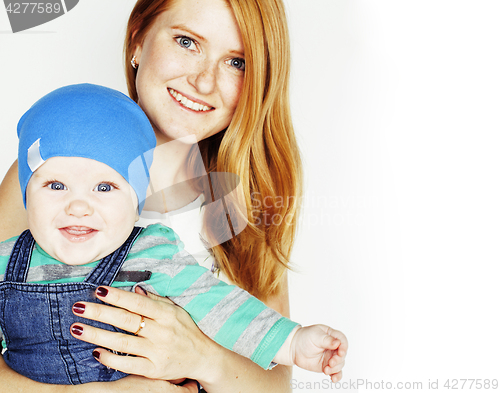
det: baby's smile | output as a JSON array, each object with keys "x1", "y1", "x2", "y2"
[{"x1": 59, "y1": 226, "x2": 98, "y2": 243}]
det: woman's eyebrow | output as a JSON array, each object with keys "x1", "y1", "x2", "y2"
[
  {"x1": 171, "y1": 24, "x2": 207, "y2": 43},
  {"x1": 228, "y1": 49, "x2": 245, "y2": 58}
]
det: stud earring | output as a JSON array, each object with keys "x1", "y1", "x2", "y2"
[{"x1": 131, "y1": 56, "x2": 138, "y2": 69}]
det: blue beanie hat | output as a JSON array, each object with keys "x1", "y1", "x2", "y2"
[{"x1": 17, "y1": 84, "x2": 156, "y2": 213}]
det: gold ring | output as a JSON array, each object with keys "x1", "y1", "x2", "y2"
[{"x1": 134, "y1": 315, "x2": 146, "y2": 335}]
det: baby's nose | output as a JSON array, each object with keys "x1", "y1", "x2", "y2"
[{"x1": 65, "y1": 199, "x2": 94, "y2": 217}]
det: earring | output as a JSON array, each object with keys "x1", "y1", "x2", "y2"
[{"x1": 131, "y1": 56, "x2": 138, "y2": 69}]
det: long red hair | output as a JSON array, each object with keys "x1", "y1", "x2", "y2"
[{"x1": 124, "y1": 0, "x2": 302, "y2": 300}]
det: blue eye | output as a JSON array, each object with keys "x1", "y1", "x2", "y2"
[
  {"x1": 226, "y1": 58, "x2": 245, "y2": 71},
  {"x1": 95, "y1": 183, "x2": 114, "y2": 192},
  {"x1": 176, "y1": 36, "x2": 195, "y2": 50},
  {"x1": 48, "y1": 182, "x2": 66, "y2": 191}
]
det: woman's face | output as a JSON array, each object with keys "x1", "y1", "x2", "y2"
[{"x1": 133, "y1": 0, "x2": 245, "y2": 144}]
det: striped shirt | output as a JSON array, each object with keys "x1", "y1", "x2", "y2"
[{"x1": 0, "y1": 223, "x2": 297, "y2": 369}]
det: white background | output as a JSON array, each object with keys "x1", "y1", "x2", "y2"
[{"x1": 1, "y1": 1, "x2": 499, "y2": 392}]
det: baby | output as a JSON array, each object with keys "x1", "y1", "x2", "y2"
[{"x1": 0, "y1": 84, "x2": 347, "y2": 385}]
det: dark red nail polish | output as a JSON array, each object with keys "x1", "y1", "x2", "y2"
[
  {"x1": 92, "y1": 350, "x2": 100, "y2": 360},
  {"x1": 73, "y1": 303, "x2": 86, "y2": 314},
  {"x1": 96, "y1": 287, "x2": 108, "y2": 297},
  {"x1": 71, "y1": 325, "x2": 83, "y2": 336}
]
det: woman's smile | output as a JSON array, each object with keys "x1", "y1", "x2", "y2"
[{"x1": 167, "y1": 88, "x2": 214, "y2": 112}]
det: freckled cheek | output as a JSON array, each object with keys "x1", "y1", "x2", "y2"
[
  {"x1": 150, "y1": 44, "x2": 191, "y2": 81},
  {"x1": 227, "y1": 78, "x2": 244, "y2": 109}
]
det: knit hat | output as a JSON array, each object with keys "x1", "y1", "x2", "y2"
[{"x1": 17, "y1": 84, "x2": 156, "y2": 213}]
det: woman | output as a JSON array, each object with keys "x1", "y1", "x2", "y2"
[{"x1": 0, "y1": 0, "x2": 346, "y2": 391}]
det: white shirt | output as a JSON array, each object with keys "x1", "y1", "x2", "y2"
[{"x1": 137, "y1": 195, "x2": 230, "y2": 283}]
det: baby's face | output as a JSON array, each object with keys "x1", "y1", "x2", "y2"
[{"x1": 26, "y1": 157, "x2": 139, "y2": 265}]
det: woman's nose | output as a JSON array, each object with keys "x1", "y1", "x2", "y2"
[
  {"x1": 65, "y1": 199, "x2": 94, "y2": 217},
  {"x1": 188, "y1": 60, "x2": 217, "y2": 95}
]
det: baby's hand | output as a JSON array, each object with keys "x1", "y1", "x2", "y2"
[{"x1": 291, "y1": 324, "x2": 348, "y2": 382}]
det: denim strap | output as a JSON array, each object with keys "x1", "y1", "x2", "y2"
[{"x1": 4, "y1": 230, "x2": 35, "y2": 283}]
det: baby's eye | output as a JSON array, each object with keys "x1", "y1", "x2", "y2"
[
  {"x1": 48, "y1": 182, "x2": 66, "y2": 191},
  {"x1": 175, "y1": 36, "x2": 196, "y2": 50},
  {"x1": 94, "y1": 183, "x2": 114, "y2": 192},
  {"x1": 225, "y1": 58, "x2": 245, "y2": 71}
]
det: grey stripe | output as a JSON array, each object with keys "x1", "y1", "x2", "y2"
[
  {"x1": 171, "y1": 250, "x2": 199, "y2": 266},
  {"x1": 120, "y1": 285, "x2": 134, "y2": 292},
  {"x1": 122, "y1": 257, "x2": 187, "y2": 279},
  {"x1": 0, "y1": 239, "x2": 16, "y2": 256},
  {"x1": 169, "y1": 270, "x2": 221, "y2": 308},
  {"x1": 197, "y1": 287, "x2": 252, "y2": 338},
  {"x1": 129, "y1": 234, "x2": 179, "y2": 254},
  {"x1": 0, "y1": 239, "x2": 16, "y2": 281},
  {"x1": 232, "y1": 307, "x2": 282, "y2": 359},
  {"x1": 26, "y1": 264, "x2": 94, "y2": 282}
]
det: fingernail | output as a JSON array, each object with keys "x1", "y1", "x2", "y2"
[
  {"x1": 135, "y1": 285, "x2": 147, "y2": 295},
  {"x1": 96, "y1": 287, "x2": 108, "y2": 297},
  {"x1": 73, "y1": 302, "x2": 86, "y2": 314},
  {"x1": 92, "y1": 350, "x2": 100, "y2": 360},
  {"x1": 71, "y1": 325, "x2": 84, "y2": 336}
]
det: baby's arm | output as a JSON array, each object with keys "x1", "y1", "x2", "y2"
[
  {"x1": 127, "y1": 224, "x2": 298, "y2": 369},
  {"x1": 273, "y1": 324, "x2": 348, "y2": 380},
  {"x1": 131, "y1": 224, "x2": 347, "y2": 374}
]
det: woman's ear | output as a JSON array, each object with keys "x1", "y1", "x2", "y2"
[
  {"x1": 133, "y1": 44, "x2": 142, "y2": 65},
  {"x1": 131, "y1": 28, "x2": 142, "y2": 64}
]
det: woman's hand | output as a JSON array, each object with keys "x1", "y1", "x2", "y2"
[{"x1": 70, "y1": 285, "x2": 212, "y2": 383}]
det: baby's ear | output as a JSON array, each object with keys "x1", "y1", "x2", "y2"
[{"x1": 135, "y1": 208, "x2": 140, "y2": 222}]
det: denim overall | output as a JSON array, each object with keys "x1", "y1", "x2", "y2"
[{"x1": 0, "y1": 227, "x2": 142, "y2": 385}]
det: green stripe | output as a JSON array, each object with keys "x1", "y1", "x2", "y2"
[
  {"x1": 128, "y1": 241, "x2": 179, "y2": 260},
  {"x1": 251, "y1": 318, "x2": 299, "y2": 369},
  {"x1": 166, "y1": 265, "x2": 206, "y2": 297},
  {"x1": 0, "y1": 255, "x2": 9, "y2": 276},
  {"x1": 183, "y1": 281, "x2": 235, "y2": 323},
  {"x1": 214, "y1": 297, "x2": 268, "y2": 349},
  {"x1": 26, "y1": 245, "x2": 97, "y2": 284},
  {"x1": 142, "y1": 224, "x2": 180, "y2": 242}
]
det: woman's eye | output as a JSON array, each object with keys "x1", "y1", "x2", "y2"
[
  {"x1": 176, "y1": 36, "x2": 195, "y2": 50},
  {"x1": 94, "y1": 183, "x2": 114, "y2": 192},
  {"x1": 226, "y1": 58, "x2": 245, "y2": 71},
  {"x1": 48, "y1": 182, "x2": 66, "y2": 191}
]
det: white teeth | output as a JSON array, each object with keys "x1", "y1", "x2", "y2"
[
  {"x1": 168, "y1": 88, "x2": 212, "y2": 112},
  {"x1": 64, "y1": 227, "x2": 94, "y2": 235}
]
